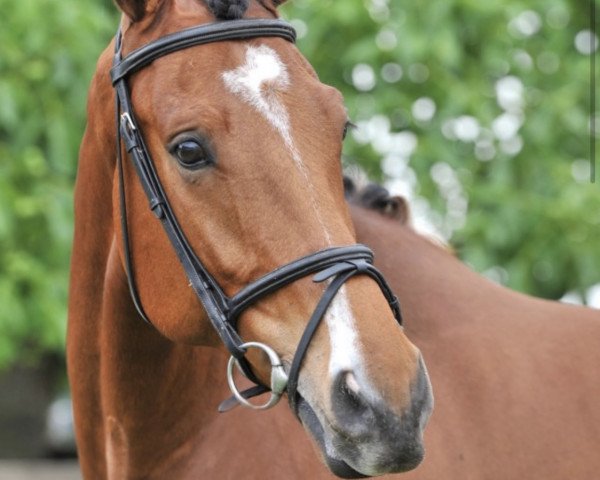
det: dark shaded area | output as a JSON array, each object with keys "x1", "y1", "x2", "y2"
[{"x1": 0, "y1": 356, "x2": 69, "y2": 458}]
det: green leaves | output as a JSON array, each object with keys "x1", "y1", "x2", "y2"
[
  {"x1": 282, "y1": 0, "x2": 599, "y2": 301},
  {"x1": 1, "y1": 0, "x2": 597, "y2": 369},
  {"x1": 0, "y1": 0, "x2": 117, "y2": 369}
]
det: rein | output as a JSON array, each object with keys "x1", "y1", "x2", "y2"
[{"x1": 111, "y1": 18, "x2": 403, "y2": 414}]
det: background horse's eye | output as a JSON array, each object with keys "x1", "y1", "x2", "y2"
[{"x1": 172, "y1": 140, "x2": 210, "y2": 168}]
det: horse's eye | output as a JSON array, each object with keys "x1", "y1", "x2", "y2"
[{"x1": 172, "y1": 139, "x2": 210, "y2": 169}]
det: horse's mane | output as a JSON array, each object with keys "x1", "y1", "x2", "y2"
[
  {"x1": 205, "y1": 0, "x2": 249, "y2": 19},
  {"x1": 205, "y1": 0, "x2": 285, "y2": 19}
]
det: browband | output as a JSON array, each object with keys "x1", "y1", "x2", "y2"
[{"x1": 111, "y1": 18, "x2": 296, "y2": 84}]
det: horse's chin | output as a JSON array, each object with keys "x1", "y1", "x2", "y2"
[{"x1": 296, "y1": 396, "x2": 369, "y2": 479}]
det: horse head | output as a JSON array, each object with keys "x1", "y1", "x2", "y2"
[{"x1": 103, "y1": 0, "x2": 432, "y2": 476}]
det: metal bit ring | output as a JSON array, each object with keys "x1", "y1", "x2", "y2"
[{"x1": 226, "y1": 342, "x2": 289, "y2": 410}]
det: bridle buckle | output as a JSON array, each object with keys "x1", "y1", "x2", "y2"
[{"x1": 120, "y1": 112, "x2": 136, "y2": 132}]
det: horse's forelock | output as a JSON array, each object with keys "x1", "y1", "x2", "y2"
[{"x1": 205, "y1": 0, "x2": 250, "y2": 19}]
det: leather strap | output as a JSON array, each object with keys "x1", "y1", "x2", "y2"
[
  {"x1": 116, "y1": 77, "x2": 247, "y2": 355},
  {"x1": 228, "y1": 245, "x2": 375, "y2": 323},
  {"x1": 287, "y1": 260, "x2": 402, "y2": 413},
  {"x1": 116, "y1": 92, "x2": 153, "y2": 326},
  {"x1": 111, "y1": 19, "x2": 296, "y2": 84},
  {"x1": 218, "y1": 385, "x2": 270, "y2": 413},
  {"x1": 287, "y1": 270, "x2": 355, "y2": 413},
  {"x1": 218, "y1": 257, "x2": 401, "y2": 414}
]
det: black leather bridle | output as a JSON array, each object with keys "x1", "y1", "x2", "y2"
[{"x1": 110, "y1": 18, "x2": 403, "y2": 414}]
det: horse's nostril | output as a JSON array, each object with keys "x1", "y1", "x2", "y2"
[
  {"x1": 322, "y1": 363, "x2": 430, "y2": 475},
  {"x1": 345, "y1": 372, "x2": 361, "y2": 395},
  {"x1": 332, "y1": 371, "x2": 373, "y2": 427},
  {"x1": 341, "y1": 373, "x2": 363, "y2": 410}
]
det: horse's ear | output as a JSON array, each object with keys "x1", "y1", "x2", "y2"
[
  {"x1": 353, "y1": 183, "x2": 411, "y2": 224},
  {"x1": 258, "y1": 0, "x2": 288, "y2": 11},
  {"x1": 385, "y1": 196, "x2": 410, "y2": 224},
  {"x1": 114, "y1": 0, "x2": 145, "y2": 21},
  {"x1": 114, "y1": 0, "x2": 161, "y2": 21}
]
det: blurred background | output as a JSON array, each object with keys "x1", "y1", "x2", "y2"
[{"x1": 0, "y1": 0, "x2": 597, "y2": 476}]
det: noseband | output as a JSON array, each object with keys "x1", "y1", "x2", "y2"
[{"x1": 111, "y1": 18, "x2": 403, "y2": 414}]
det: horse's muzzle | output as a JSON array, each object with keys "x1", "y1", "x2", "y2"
[{"x1": 298, "y1": 355, "x2": 433, "y2": 478}]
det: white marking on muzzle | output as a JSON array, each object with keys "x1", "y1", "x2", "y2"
[
  {"x1": 326, "y1": 286, "x2": 362, "y2": 376},
  {"x1": 222, "y1": 45, "x2": 364, "y2": 380}
]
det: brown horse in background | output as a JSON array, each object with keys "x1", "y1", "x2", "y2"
[
  {"x1": 131, "y1": 186, "x2": 599, "y2": 479},
  {"x1": 68, "y1": 1, "x2": 432, "y2": 478},
  {"x1": 350, "y1": 190, "x2": 600, "y2": 480}
]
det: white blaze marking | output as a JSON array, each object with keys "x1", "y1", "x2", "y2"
[
  {"x1": 222, "y1": 46, "x2": 363, "y2": 377},
  {"x1": 222, "y1": 45, "x2": 292, "y2": 147},
  {"x1": 326, "y1": 287, "x2": 361, "y2": 376}
]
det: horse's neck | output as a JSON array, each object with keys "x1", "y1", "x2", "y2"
[
  {"x1": 352, "y1": 205, "x2": 524, "y2": 330},
  {"x1": 99, "y1": 260, "x2": 325, "y2": 478},
  {"x1": 351, "y1": 203, "x2": 600, "y2": 351},
  {"x1": 102, "y1": 243, "x2": 240, "y2": 479},
  {"x1": 352, "y1": 205, "x2": 600, "y2": 480},
  {"x1": 78, "y1": 241, "x2": 320, "y2": 479}
]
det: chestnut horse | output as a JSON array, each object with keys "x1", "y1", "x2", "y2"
[{"x1": 67, "y1": 1, "x2": 432, "y2": 479}]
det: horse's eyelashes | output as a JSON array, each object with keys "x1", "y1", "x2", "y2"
[{"x1": 342, "y1": 121, "x2": 356, "y2": 141}]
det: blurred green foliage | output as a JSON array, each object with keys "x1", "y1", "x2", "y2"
[
  {"x1": 0, "y1": 0, "x2": 597, "y2": 368},
  {"x1": 282, "y1": 0, "x2": 600, "y2": 298},
  {"x1": 0, "y1": 0, "x2": 117, "y2": 368}
]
